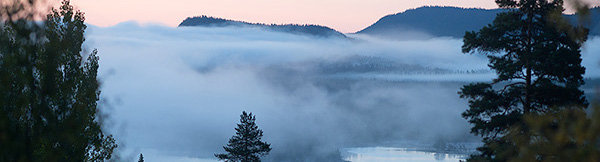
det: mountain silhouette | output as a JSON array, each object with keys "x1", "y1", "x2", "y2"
[
  {"x1": 179, "y1": 16, "x2": 346, "y2": 38},
  {"x1": 357, "y1": 6, "x2": 600, "y2": 39}
]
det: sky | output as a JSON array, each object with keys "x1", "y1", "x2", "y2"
[{"x1": 68, "y1": 0, "x2": 502, "y2": 33}]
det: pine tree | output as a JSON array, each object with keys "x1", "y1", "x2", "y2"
[
  {"x1": 215, "y1": 111, "x2": 272, "y2": 162},
  {"x1": 460, "y1": 0, "x2": 589, "y2": 161}
]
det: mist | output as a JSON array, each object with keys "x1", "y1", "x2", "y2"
[{"x1": 85, "y1": 22, "x2": 600, "y2": 161}]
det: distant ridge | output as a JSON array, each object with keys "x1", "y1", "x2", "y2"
[
  {"x1": 178, "y1": 16, "x2": 346, "y2": 38},
  {"x1": 358, "y1": 6, "x2": 600, "y2": 39}
]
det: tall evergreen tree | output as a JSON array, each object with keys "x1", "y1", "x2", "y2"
[
  {"x1": 138, "y1": 153, "x2": 144, "y2": 162},
  {"x1": 460, "y1": 0, "x2": 588, "y2": 161},
  {"x1": 0, "y1": 0, "x2": 116, "y2": 161},
  {"x1": 215, "y1": 111, "x2": 271, "y2": 162}
]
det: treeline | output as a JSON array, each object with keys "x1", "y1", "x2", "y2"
[
  {"x1": 359, "y1": 6, "x2": 600, "y2": 38},
  {"x1": 178, "y1": 15, "x2": 347, "y2": 38}
]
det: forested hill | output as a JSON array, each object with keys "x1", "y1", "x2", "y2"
[
  {"x1": 178, "y1": 16, "x2": 347, "y2": 38},
  {"x1": 357, "y1": 6, "x2": 600, "y2": 39}
]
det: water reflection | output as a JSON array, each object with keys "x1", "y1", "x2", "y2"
[
  {"x1": 343, "y1": 147, "x2": 467, "y2": 162},
  {"x1": 434, "y1": 153, "x2": 445, "y2": 161}
]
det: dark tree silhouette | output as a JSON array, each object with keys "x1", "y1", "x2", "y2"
[
  {"x1": 460, "y1": 0, "x2": 588, "y2": 161},
  {"x1": 215, "y1": 111, "x2": 271, "y2": 162},
  {"x1": 138, "y1": 153, "x2": 144, "y2": 162},
  {"x1": 178, "y1": 16, "x2": 346, "y2": 38},
  {"x1": 0, "y1": 0, "x2": 116, "y2": 161}
]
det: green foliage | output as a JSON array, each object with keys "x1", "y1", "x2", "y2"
[
  {"x1": 0, "y1": 0, "x2": 116, "y2": 161},
  {"x1": 215, "y1": 111, "x2": 272, "y2": 162},
  {"x1": 460, "y1": 0, "x2": 589, "y2": 161},
  {"x1": 503, "y1": 105, "x2": 600, "y2": 162}
]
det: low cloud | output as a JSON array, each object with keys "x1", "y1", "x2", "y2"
[{"x1": 85, "y1": 22, "x2": 600, "y2": 161}]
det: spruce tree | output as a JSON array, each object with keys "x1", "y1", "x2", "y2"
[
  {"x1": 138, "y1": 153, "x2": 144, "y2": 162},
  {"x1": 215, "y1": 111, "x2": 271, "y2": 162},
  {"x1": 460, "y1": 0, "x2": 588, "y2": 161},
  {"x1": 0, "y1": 0, "x2": 116, "y2": 161}
]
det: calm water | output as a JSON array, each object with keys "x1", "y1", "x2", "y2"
[{"x1": 343, "y1": 147, "x2": 468, "y2": 162}]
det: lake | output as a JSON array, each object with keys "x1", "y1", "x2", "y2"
[{"x1": 343, "y1": 147, "x2": 468, "y2": 162}]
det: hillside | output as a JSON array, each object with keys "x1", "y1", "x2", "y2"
[
  {"x1": 178, "y1": 16, "x2": 346, "y2": 38},
  {"x1": 358, "y1": 6, "x2": 600, "y2": 39}
]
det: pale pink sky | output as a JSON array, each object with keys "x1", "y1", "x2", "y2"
[{"x1": 67, "y1": 0, "x2": 595, "y2": 33}]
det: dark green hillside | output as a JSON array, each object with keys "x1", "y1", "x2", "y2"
[
  {"x1": 179, "y1": 15, "x2": 346, "y2": 38},
  {"x1": 358, "y1": 6, "x2": 600, "y2": 39}
]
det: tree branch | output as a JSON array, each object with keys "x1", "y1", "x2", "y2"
[{"x1": 500, "y1": 82, "x2": 526, "y2": 93}]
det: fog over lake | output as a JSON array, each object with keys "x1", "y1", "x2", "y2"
[{"x1": 85, "y1": 22, "x2": 600, "y2": 161}]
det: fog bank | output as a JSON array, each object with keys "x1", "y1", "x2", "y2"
[{"x1": 86, "y1": 22, "x2": 600, "y2": 161}]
